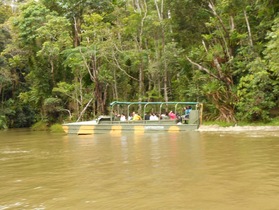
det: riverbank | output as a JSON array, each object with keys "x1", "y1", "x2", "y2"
[{"x1": 198, "y1": 125, "x2": 279, "y2": 132}]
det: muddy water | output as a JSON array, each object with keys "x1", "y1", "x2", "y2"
[{"x1": 1, "y1": 129, "x2": 279, "y2": 209}]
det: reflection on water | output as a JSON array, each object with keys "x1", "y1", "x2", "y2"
[{"x1": 1, "y1": 129, "x2": 279, "y2": 209}]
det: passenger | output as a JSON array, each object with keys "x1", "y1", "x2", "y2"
[
  {"x1": 114, "y1": 112, "x2": 121, "y2": 121},
  {"x1": 132, "y1": 111, "x2": 142, "y2": 120},
  {"x1": 169, "y1": 111, "x2": 176, "y2": 120},
  {"x1": 150, "y1": 113, "x2": 159, "y2": 120},
  {"x1": 112, "y1": 111, "x2": 118, "y2": 121},
  {"x1": 120, "y1": 113, "x2": 126, "y2": 121},
  {"x1": 144, "y1": 113, "x2": 150, "y2": 120},
  {"x1": 155, "y1": 113, "x2": 160, "y2": 120},
  {"x1": 128, "y1": 114, "x2": 133, "y2": 121},
  {"x1": 160, "y1": 112, "x2": 168, "y2": 120},
  {"x1": 176, "y1": 113, "x2": 182, "y2": 123},
  {"x1": 185, "y1": 106, "x2": 192, "y2": 118}
]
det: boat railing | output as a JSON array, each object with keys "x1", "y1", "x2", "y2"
[
  {"x1": 108, "y1": 101, "x2": 203, "y2": 125},
  {"x1": 98, "y1": 119, "x2": 179, "y2": 125}
]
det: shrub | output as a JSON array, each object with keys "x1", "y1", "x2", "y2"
[
  {"x1": 0, "y1": 115, "x2": 8, "y2": 129},
  {"x1": 31, "y1": 121, "x2": 48, "y2": 131},
  {"x1": 50, "y1": 123, "x2": 65, "y2": 133}
]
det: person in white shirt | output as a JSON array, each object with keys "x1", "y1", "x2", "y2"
[
  {"x1": 150, "y1": 113, "x2": 159, "y2": 120},
  {"x1": 120, "y1": 113, "x2": 126, "y2": 121}
]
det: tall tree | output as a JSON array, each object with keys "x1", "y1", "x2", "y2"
[{"x1": 78, "y1": 13, "x2": 113, "y2": 115}]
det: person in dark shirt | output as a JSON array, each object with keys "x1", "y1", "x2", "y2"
[{"x1": 144, "y1": 113, "x2": 150, "y2": 120}]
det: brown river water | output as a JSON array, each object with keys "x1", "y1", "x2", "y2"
[{"x1": 1, "y1": 129, "x2": 279, "y2": 210}]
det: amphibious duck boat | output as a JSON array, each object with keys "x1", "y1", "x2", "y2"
[{"x1": 62, "y1": 101, "x2": 203, "y2": 135}]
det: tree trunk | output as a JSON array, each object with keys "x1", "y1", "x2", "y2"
[
  {"x1": 137, "y1": 0, "x2": 147, "y2": 105},
  {"x1": 244, "y1": 10, "x2": 253, "y2": 47},
  {"x1": 186, "y1": 56, "x2": 236, "y2": 122},
  {"x1": 73, "y1": 16, "x2": 81, "y2": 47},
  {"x1": 77, "y1": 98, "x2": 93, "y2": 121},
  {"x1": 155, "y1": 0, "x2": 168, "y2": 102},
  {"x1": 113, "y1": 68, "x2": 118, "y2": 100},
  {"x1": 211, "y1": 89, "x2": 237, "y2": 123}
]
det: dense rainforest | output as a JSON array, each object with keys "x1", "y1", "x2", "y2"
[{"x1": 0, "y1": 0, "x2": 279, "y2": 129}]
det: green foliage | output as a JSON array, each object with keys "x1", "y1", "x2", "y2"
[
  {"x1": 36, "y1": 15, "x2": 72, "y2": 63},
  {"x1": 53, "y1": 82, "x2": 75, "y2": 96},
  {"x1": 43, "y1": 97, "x2": 62, "y2": 112},
  {"x1": 0, "y1": 115, "x2": 7, "y2": 129},
  {"x1": 15, "y1": 2, "x2": 55, "y2": 45},
  {"x1": 43, "y1": 97, "x2": 70, "y2": 124},
  {"x1": 264, "y1": 17, "x2": 279, "y2": 76},
  {"x1": 0, "y1": 3, "x2": 12, "y2": 24},
  {"x1": 19, "y1": 61, "x2": 52, "y2": 108},
  {"x1": 1, "y1": 0, "x2": 279, "y2": 127},
  {"x1": 236, "y1": 57, "x2": 275, "y2": 122},
  {"x1": 144, "y1": 89, "x2": 163, "y2": 101},
  {"x1": 0, "y1": 97, "x2": 35, "y2": 128},
  {"x1": 31, "y1": 120, "x2": 48, "y2": 131},
  {"x1": 50, "y1": 123, "x2": 64, "y2": 133}
]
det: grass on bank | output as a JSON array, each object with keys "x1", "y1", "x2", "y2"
[
  {"x1": 31, "y1": 121, "x2": 49, "y2": 131},
  {"x1": 202, "y1": 118, "x2": 279, "y2": 127},
  {"x1": 50, "y1": 123, "x2": 65, "y2": 133},
  {"x1": 31, "y1": 121, "x2": 65, "y2": 133}
]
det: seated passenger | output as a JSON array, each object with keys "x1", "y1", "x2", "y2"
[
  {"x1": 150, "y1": 113, "x2": 159, "y2": 120},
  {"x1": 120, "y1": 113, "x2": 126, "y2": 121},
  {"x1": 176, "y1": 113, "x2": 182, "y2": 123},
  {"x1": 184, "y1": 106, "x2": 192, "y2": 118},
  {"x1": 169, "y1": 111, "x2": 176, "y2": 120},
  {"x1": 160, "y1": 112, "x2": 169, "y2": 120},
  {"x1": 132, "y1": 112, "x2": 142, "y2": 120},
  {"x1": 144, "y1": 113, "x2": 150, "y2": 120}
]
